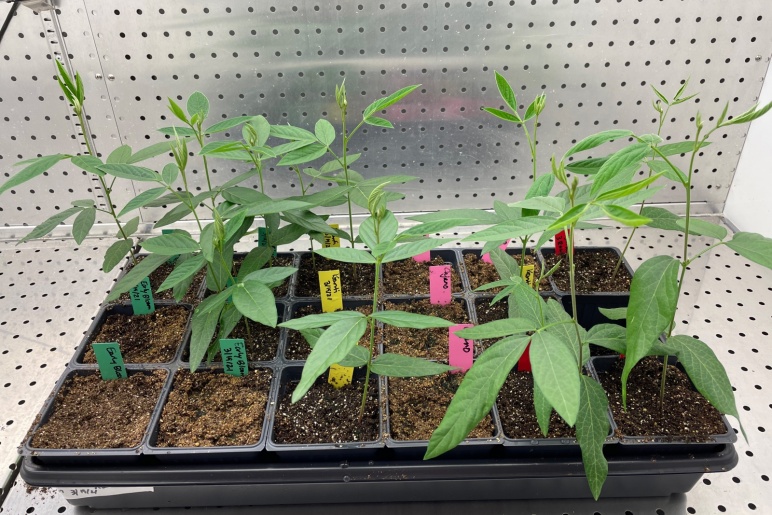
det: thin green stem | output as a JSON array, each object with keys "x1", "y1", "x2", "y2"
[
  {"x1": 341, "y1": 112, "x2": 356, "y2": 250},
  {"x1": 567, "y1": 223, "x2": 584, "y2": 371},
  {"x1": 360, "y1": 257, "x2": 380, "y2": 419},
  {"x1": 194, "y1": 130, "x2": 217, "y2": 210}
]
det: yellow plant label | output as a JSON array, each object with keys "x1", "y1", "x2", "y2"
[
  {"x1": 328, "y1": 363, "x2": 353, "y2": 389},
  {"x1": 521, "y1": 264, "x2": 536, "y2": 288},
  {"x1": 323, "y1": 223, "x2": 340, "y2": 248},
  {"x1": 319, "y1": 269, "x2": 343, "y2": 313}
]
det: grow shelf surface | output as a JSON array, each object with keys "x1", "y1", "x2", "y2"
[{"x1": 1, "y1": 219, "x2": 771, "y2": 514}]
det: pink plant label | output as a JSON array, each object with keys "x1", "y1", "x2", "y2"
[
  {"x1": 449, "y1": 324, "x2": 474, "y2": 373},
  {"x1": 481, "y1": 240, "x2": 510, "y2": 263},
  {"x1": 413, "y1": 250, "x2": 431, "y2": 262},
  {"x1": 429, "y1": 264, "x2": 452, "y2": 305},
  {"x1": 555, "y1": 230, "x2": 568, "y2": 255}
]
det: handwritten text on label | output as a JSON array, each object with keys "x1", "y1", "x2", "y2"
[
  {"x1": 92, "y1": 342, "x2": 127, "y2": 380},
  {"x1": 129, "y1": 276, "x2": 155, "y2": 315},
  {"x1": 220, "y1": 339, "x2": 248, "y2": 377},
  {"x1": 449, "y1": 324, "x2": 474, "y2": 372},
  {"x1": 429, "y1": 264, "x2": 452, "y2": 305}
]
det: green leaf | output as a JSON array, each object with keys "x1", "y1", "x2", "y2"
[
  {"x1": 494, "y1": 71, "x2": 517, "y2": 112},
  {"x1": 197, "y1": 287, "x2": 235, "y2": 315},
  {"x1": 595, "y1": 173, "x2": 663, "y2": 202},
  {"x1": 566, "y1": 156, "x2": 608, "y2": 175},
  {"x1": 120, "y1": 218, "x2": 142, "y2": 240},
  {"x1": 598, "y1": 307, "x2": 627, "y2": 321},
  {"x1": 651, "y1": 85, "x2": 670, "y2": 106},
  {"x1": 585, "y1": 324, "x2": 627, "y2": 353},
  {"x1": 203, "y1": 116, "x2": 253, "y2": 134},
  {"x1": 167, "y1": 98, "x2": 188, "y2": 124},
  {"x1": 141, "y1": 232, "x2": 199, "y2": 255},
  {"x1": 338, "y1": 345, "x2": 369, "y2": 367},
  {"x1": 280, "y1": 311, "x2": 365, "y2": 331},
  {"x1": 282, "y1": 210, "x2": 334, "y2": 235},
  {"x1": 487, "y1": 247, "x2": 518, "y2": 280},
  {"x1": 187, "y1": 91, "x2": 210, "y2": 120},
  {"x1": 722, "y1": 100, "x2": 772, "y2": 126},
  {"x1": 482, "y1": 107, "x2": 522, "y2": 123},
  {"x1": 106, "y1": 145, "x2": 132, "y2": 164},
  {"x1": 547, "y1": 204, "x2": 589, "y2": 231},
  {"x1": 623, "y1": 256, "x2": 680, "y2": 406},
  {"x1": 157, "y1": 254, "x2": 206, "y2": 292},
  {"x1": 117, "y1": 187, "x2": 167, "y2": 217},
  {"x1": 656, "y1": 140, "x2": 711, "y2": 157},
  {"x1": 106, "y1": 253, "x2": 168, "y2": 301},
  {"x1": 292, "y1": 317, "x2": 368, "y2": 403},
  {"x1": 408, "y1": 209, "x2": 501, "y2": 225},
  {"x1": 158, "y1": 126, "x2": 197, "y2": 137},
  {"x1": 128, "y1": 141, "x2": 175, "y2": 164},
  {"x1": 221, "y1": 186, "x2": 269, "y2": 205},
  {"x1": 600, "y1": 205, "x2": 652, "y2": 227},
  {"x1": 576, "y1": 376, "x2": 610, "y2": 500},
  {"x1": 199, "y1": 140, "x2": 244, "y2": 156},
  {"x1": 463, "y1": 216, "x2": 555, "y2": 242},
  {"x1": 270, "y1": 124, "x2": 317, "y2": 141},
  {"x1": 364, "y1": 116, "x2": 394, "y2": 128},
  {"x1": 18, "y1": 207, "x2": 82, "y2": 243},
  {"x1": 1, "y1": 154, "x2": 68, "y2": 195},
  {"x1": 667, "y1": 335, "x2": 742, "y2": 427},
  {"x1": 648, "y1": 159, "x2": 687, "y2": 184},
  {"x1": 233, "y1": 280, "x2": 278, "y2": 326},
  {"x1": 640, "y1": 206, "x2": 682, "y2": 232},
  {"x1": 243, "y1": 266, "x2": 297, "y2": 287},
  {"x1": 269, "y1": 223, "x2": 307, "y2": 246},
  {"x1": 71, "y1": 155, "x2": 105, "y2": 177},
  {"x1": 382, "y1": 238, "x2": 454, "y2": 263},
  {"x1": 243, "y1": 199, "x2": 312, "y2": 216},
  {"x1": 189, "y1": 305, "x2": 222, "y2": 372},
  {"x1": 71, "y1": 207, "x2": 95, "y2": 244},
  {"x1": 542, "y1": 299, "x2": 589, "y2": 364},
  {"x1": 234, "y1": 247, "x2": 272, "y2": 282},
  {"x1": 590, "y1": 143, "x2": 650, "y2": 196},
  {"x1": 371, "y1": 311, "x2": 455, "y2": 329},
  {"x1": 675, "y1": 218, "x2": 727, "y2": 241},
  {"x1": 276, "y1": 142, "x2": 328, "y2": 166},
  {"x1": 530, "y1": 331, "x2": 580, "y2": 426},
  {"x1": 455, "y1": 318, "x2": 537, "y2": 339},
  {"x1": 565, "y1": 130, "x2": 633, "y2": 157},
  {"x1": 314, "y1": 119, "x2": 336, "y2": 146},
  {"x1": 533, "y1": 382, "x2": 552, "y2": 436},
  {"x1": 98, "y1": 163, "x2": 159, "y2": 182},
  {"x1": 372, "y1": 354, "x2": 454, "y2": 377},
  {"x1": 726, "y1": 232, "x2": 772, "y2": 270},
  {"x1": 155, "y1": 202, "x2": 195, "y2": 229},
  {"x1": 314, "y1": 247, "x2": 376, "y2": 264},
  {"x1": 103, "y1": 239, "x2": 135, "y2": 273},
  {"x1": 509, "y1": 196, "x2": 566, "y2": 214},
  {"x1": 424, "y1": 335, "x2": 530, "y2": 459},
  {"x1": 363, "y1": 84, "x2": 421, "y2": 119}
]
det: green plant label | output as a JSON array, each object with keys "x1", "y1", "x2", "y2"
[
  {"x1": 220, "y1": 338, "x2": 248, "y2": 377},
  {"x1": 92, "y1": 342, "x2": 127, "y2": 380},
  {"x1": 129, "y1": 276, "x2": 155, "y2": 314},
  {"x1": 161, "y1": 229, "x2": 180, "y2": 264},
  {"x1": 258, "y1": 227, "x2": 277, "y2": 257}
]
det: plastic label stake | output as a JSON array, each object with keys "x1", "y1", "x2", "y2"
[
  {"x1": 481, "y1": 240, "x2": 510, "y2": 263},
  {"x1": 413, "y1": 250, "x2": 431, "y2": 262},
  {"x1": 323, "y1": 223, "x2": 341, "y2": 248},
  {"x1": 258, "y1": 227, "x2": 277, "y2": 257},
  {"x1": 521, "y1": 264, "x2": 536, "y2": 288},
  {"x1": 129, "y1": 276, "x2": 155, "y2": 315},
  {"x1": 449, "y1": 324, "x2": 474, "y2": 373},
  {"x1": 220, "y1": 339, "x2": 248, "y2": 377},
  {"x1": 429, "y1": 264, "x2": 452, "y2": 305},
  {"x1": 328, "y1": 363, "x2": 354, "y2": 389},
  {"x1": 319, "y1": 270, "x2": 343, "y2": 313},
  {"x1": 555, "y1": 230, "x2": 568, "y2": 255},
  {"x1": 92, "y1": 342, "x2": 127, "y2": 380},
  {"x1": 161, "y1": 229, "x2": 180, "y2": 264},
  {"x1": 517, "y1": 341, "x2": 532, "y2": 372}
]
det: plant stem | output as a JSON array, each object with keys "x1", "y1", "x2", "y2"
[
  {"x1": 194, "y1": 131, "x2": 217, "y2": 211},
  {"x1": 360, "y1": 258, "x2": 381, "y2": 419},
  {"x1": 566, "y1": 222, "x2": 584, "y2": 371}
]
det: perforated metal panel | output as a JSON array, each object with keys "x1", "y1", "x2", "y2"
[{"x1": 1, "y1": 0, "x2": 771, "y2": 230}]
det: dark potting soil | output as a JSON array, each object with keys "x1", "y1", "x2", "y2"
[
  {"x1": 383, "y1": 255, "x2": 462, "y2": 295},
  {"x1": 463, "y1": 252, "x2": 549, "y2": 292},
  {"x1": 388, "y1": 373, "x2": 495, "y2": 441},
  {"x1": 474, "y1": 297, "x2": 509, "y2": 350},
  {"x1": 543, "y1": 248, "x2": 631, "y2": 293},
  {"x1": 597, "y1": 356, "x2": 727, "y2": 441},
  {"x1": 272, "y1": 375, "x2": 379, "y2": 444},
  {"x1": 117, "y1": 256, "x2": 205, "y2": 305},
  {"x1": 232, "y1": 254, "x2": 293, "y2": 298},
  {"x1": 295, "y1": 254, "x2": 375, "y2": 297},
  {"x1": 382, "y1": 299, "x2": 472, "y2": 360},
  {"x1": 30, "y1": 370, "x2": 167, "y2": 449},
  {"x1": 82, "y1": 305, "x2": 189, "y2": 364},
  {"x1": 155, "y1": 369, "x2": 272, "y2": 448},
  {"x1": 284, "y1": 304, "x2": 373, "y2": 361},
  {"x1": 183, "y1": 318, "x2": 280, "y2": 362},
  {"x1": 496, "y1": 371, "x2": 576, "y2": 439}
]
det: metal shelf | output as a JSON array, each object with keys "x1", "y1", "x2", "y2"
[{"x1": 1, "y1": 219, "x2": 771, "y2": 514}]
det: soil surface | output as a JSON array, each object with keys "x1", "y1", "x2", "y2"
[
  {"x1": 183, "y1": 318, "x2": 280, "y2": 363},
  {"x1": 272, "y1": 375, "x2": 379, "y2": 444},
  {"x1": 82, "y1": 305, "x2": 189, "y2": 364},
  {"x1": 388, "y1": 373, "x2": 495, "y2": 441},
  {"x1": 295, "y1": 254, "x2": 375, "y2": 297},
  {"x1": 496, "y1": 371, "x2": 576, "y2": 439},
  {"x1": 117, "y1": 256, "x2": 205, "y2": 304},
  {"x1": 474, "y1": 297, "x2": 509, "y2": 350},
  {"x1": 463, "y1": 252, "x2": 549, "y2": 292},
  {"x1": 30, "y1": 370, "x2": 167, "y2": 449},
  {"x1": 155, "y1": 369, "x2": 272, "y2": 448},
  {"x1": 232, "y1": 254, "x2": 293, "y2": 299},
  {"x1": 382, "y1": 299, "x2": 471, "y2": 360},
  {"x1": 543, "y1": 248, "x2": 631, "y2": 293},
  {"x1": 597, "y1": 356, "x2": 727, "y2": 441},
  {"x1": 284, "y1": 304, "x2": 374, "y2": 361},
  {"x1": 383, "y1": 255, "x2": 462, "y2": 295}
]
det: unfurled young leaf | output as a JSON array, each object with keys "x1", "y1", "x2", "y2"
[
  {"x1": 674, "y1": 218, "x2": 727, "y2": 241},
  {"x1": 0, "y1": 154, "x2": 69, "y2": 195},
  {"x1": 494, "y1": 71, "x2": 518, "y2": 112},
  {"x1": 482, "y1": 107, "x2": 522, "y2": 123},
  {"x1": 71, "y1": 207, "x2": 96, "y2": 244},
  {"x1": 19, "y1": 206, "x2": 82, "y2": 244},
  {"x1": 106, "y1": 253, "x2": 168, "y2": 301},
  {"x1": 186, "y1": 92, "x2": 210, "y2": 121},
  {"x1": 362, "y1": 84, "x2": 421, "y2": 119},
  {"x1": 102, "y1": 239, "x2": 134, "y2": 273},
  {"x1": 107, "y1": 145, "x2": 132, "y2": 165},
  {"x1": 725, "y1": 232, "x2": 772, "y2": 270},
  {"x1": 364, "y1": 116, "x2": 394, "y2": 128},
  {"x1": 565, "y1": 130, "x2": 633, "y2": 157},
  {"x1": 98, "y1": 163, "x2": 159, "y2": 182},
  {"x1": 157, "y1": 254, "x2": 206, "y2": 292},
  {"x1": 600, "y1": 205, "x2": 652, "y2": 227},
  {"x1": 314, "y1": 119, "x2": 336, "y2": 146},
  {"x1": 141, "y1": 232, "x2": 199, "y2": 255}
]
